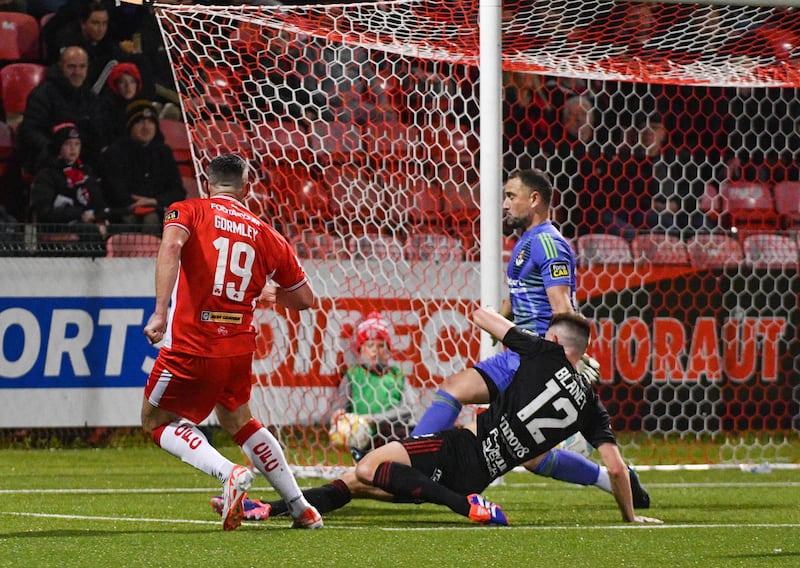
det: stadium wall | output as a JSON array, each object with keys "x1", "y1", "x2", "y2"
[{"x1": 0, "y1": 258, "x2": 796, "y2": 431}]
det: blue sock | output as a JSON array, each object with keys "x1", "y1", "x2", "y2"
[
  {"x1": 533, "y1": 448, "x2": 600, "y2": 486},
  {"x1": 411, "y1": 390, "x2": 462, "y2": 436}
]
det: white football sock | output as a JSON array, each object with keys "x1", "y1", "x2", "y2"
[
  {"x1": 595, "y1": 467, "x2": 612, "y2": 493},
  {"x1": 239, "y1": 426, "x2": 312, "y2": 517},
  {"x1": 157, "y1": 420, "x2": 234, "y2": 483}
]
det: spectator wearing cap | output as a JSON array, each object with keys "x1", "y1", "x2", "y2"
[
  {"x1": 328, "y1": 311, "x2": 419, "y2": 462},
  {"x1": 30, "y1": 122, "x2": 109, "y2": 253},
  {"x1": 101, "y1": 62, "x2": 145, "y2": 138},
  {"x1": 18, "y1": 45, "x2": 113, "y2": 174},
  {"x1": 99, "y1": 99, "x2": 185, "y2": 235}
]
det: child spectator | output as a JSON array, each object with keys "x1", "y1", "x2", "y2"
[
  {"x1": 29, "y1": 122, "x2": 108, "y2": 254},
  {"x1": 101, "y1": 61, "x2": 143, "y2": 137},
  {"x1": 328, "y1": 312, "x2": 418, "y2": 462}
]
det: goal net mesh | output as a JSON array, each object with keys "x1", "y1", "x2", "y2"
[{"x1": 154, "y1": 0, "x2": 800, "y2": 471}]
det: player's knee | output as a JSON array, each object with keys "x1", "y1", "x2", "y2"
[
  {"x1": 354, "y1": 459, "x2": 377, "y2": 486},
  {"x1": 140, "y1": 415, "x2": 158, "y2": 437},
  {"x1": 439, "y1": 369, "x2": 487, "y2": 405}
]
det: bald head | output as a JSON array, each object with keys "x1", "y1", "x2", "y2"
[
  {"x1": 59, "y1": 46, "x2": 89, "y2": 89},
  {"x1": 207, "y1": 154, "x2": 249, "y2": 198}
]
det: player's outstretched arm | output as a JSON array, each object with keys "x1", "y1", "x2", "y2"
[
  {"x1": 472, "y1": 307, "x2": 515, "y2": 342},
  {"x1": 596, "y1": 443, "x2": 662, "y2": 524}
]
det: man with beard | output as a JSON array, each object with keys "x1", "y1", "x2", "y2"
[{"x1": 409, "y1": 168, "x2": 651, "y2": 509}]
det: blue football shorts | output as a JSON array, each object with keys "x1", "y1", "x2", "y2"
[{"x1": 473, "y1": 349, "x2": 520, "y2": 401}]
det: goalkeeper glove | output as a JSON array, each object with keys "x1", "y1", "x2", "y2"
[{"x1": 577, "y1": 354, "x2": 600, "y2": 383}]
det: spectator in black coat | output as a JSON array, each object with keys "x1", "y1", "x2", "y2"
[
  {"x1": 30, "y1": 122, "x2": 108, "y2": 254},
  {"x1": 99, "y1": 99, "x2": 185, "y2": 235},
  {"x1": 47, "y1": 2, "x2": 133, "y2": 89},
  {"x1": 17, "y1": 46, "x2": 112, "y2": 174}
]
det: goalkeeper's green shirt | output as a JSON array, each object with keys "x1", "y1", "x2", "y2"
[{"x1": 345, "y1": 365, "x2": 405, "y2": 416}]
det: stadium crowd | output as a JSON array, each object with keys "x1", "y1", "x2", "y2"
[{"x1": 1, "y1": 0, "x2": 798, "y2": 261}]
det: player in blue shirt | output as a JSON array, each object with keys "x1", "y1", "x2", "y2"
[{"x1": 411, "y1": 168, "x2": 650, "y2": 508}]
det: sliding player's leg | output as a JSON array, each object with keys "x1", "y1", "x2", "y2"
[
  {"x1": 356, "y1": 431, "x2": 507, "y2": 525},
  {"x1": 412, "y1": 351, "x2": 516, "y2": 436}
]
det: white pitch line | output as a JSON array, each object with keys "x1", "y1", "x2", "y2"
[
  {"x1": 0, "y1": 511, "x2": 221, "y2": 525},
  {"x1": 0, "y1": 487, "x2": 221, "y2": 495},
  {"x1": 1, "y1": 511, "x2": 799, "y2": 531},
  {"x1": 503, "y1": 481, "x2": 800, "y2": 489},
  {"x1": 2, "y1": 480, "x2": 799, "y2": 495},
  {"x1": 383, "y1": 523, "x2": 800, "y2": 531}
]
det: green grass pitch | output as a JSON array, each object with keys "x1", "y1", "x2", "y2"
[{"x1": 1, "y1": 446, "x2": 798, "y2": 567}]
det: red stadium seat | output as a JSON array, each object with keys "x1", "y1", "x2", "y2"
[
  {"x1": 0, "y1": 12, "x2": 40, "y2": 62},
  {"x1": 742, "y1": 233, "x2": 798, "y2": 269},
  {"x1": 631, "y1": 233, "x2": 690, "y2": 265},
  {"x1": 310, "y1": 118, "x2": 367, "y2": 166},
  {"x1": 346, "y1": 232, "x2": 404, "y2": 261},
  {"x1": 438, "y1": 163, "x2": 479, "y2": 223},
  {"x1": 292, "y1": 229, "x2": 346, "y2": 259},
  {"x1": 182, "y1": 176, "x2": 200, "y2": 199},
  {"x1": 195, "y1": 120, "x2": 252, "y2": 160},
  {"x1": 160, "y1": 118, "x2": 193, "y2": 176},
  {"x1": 323, "y1": 164, "x2": 381, "y2": 221},
  {"x1": 0, "y1": 120, "x2": 14, "y2": 161},
  {"x1": 106, "y1": 233, "x2": 162, "y2": 257},
  {"x1": 404, "y1": 232, "x2": 463, "y2": 262},
  {"x1": 718, "y1": 180, "x2": 779, "y2": 230},
  {"x1": 0, "y1": 120, "x2": 16, "y2": 179},
  {"x1": 772, "y1": 181, "x2": 800, "y2": 228},
  {"x1": 576, "y1": 234, "x2": 633, "y2": 266},
  {"x1": 686, "y1": 234, "x2": 743, "y2": 269},
  {"x1": 252, "y1": 119, "x2": 310, "y2": 164},
  {"x1": 0, "y1": 63, "x2": 46, "y2": 130},
  {"x1": 256, "y1": 164, "x2": 328, "y2": 225},
  {"x1": 419, "y1": 120, "x2": 479, "y2": 165}
]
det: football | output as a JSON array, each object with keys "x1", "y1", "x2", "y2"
[{"x1": 329, "y1": 413, "x2": 375, "y2": 450}]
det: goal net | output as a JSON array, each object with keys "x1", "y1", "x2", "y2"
[{"x1": 154, "y1": 0, "x2": 799, "y2": 472}]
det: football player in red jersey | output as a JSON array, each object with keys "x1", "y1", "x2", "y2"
[{"x1": 140, "y1": 153, "x2": 322, "y2": 531}]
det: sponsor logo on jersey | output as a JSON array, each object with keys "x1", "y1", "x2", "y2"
[
  {"x1": 200, "y1": 311, "x2": 244, "y2": 324},
  {"x1": 499, "y1": 415, "x2": 530, "y2": 459},
  {"x1": 164, "y1": 209, "x2": 179, "y2": 222},
  {"x1": 481, "y1": 428, "x2": 508, "y2": 479},
  {"x1": 210, "y1": 201, "x2": 258, "y2": 223},
  {"x1": 550, "y1": 262, "x2": 570, "y2": 279}
]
